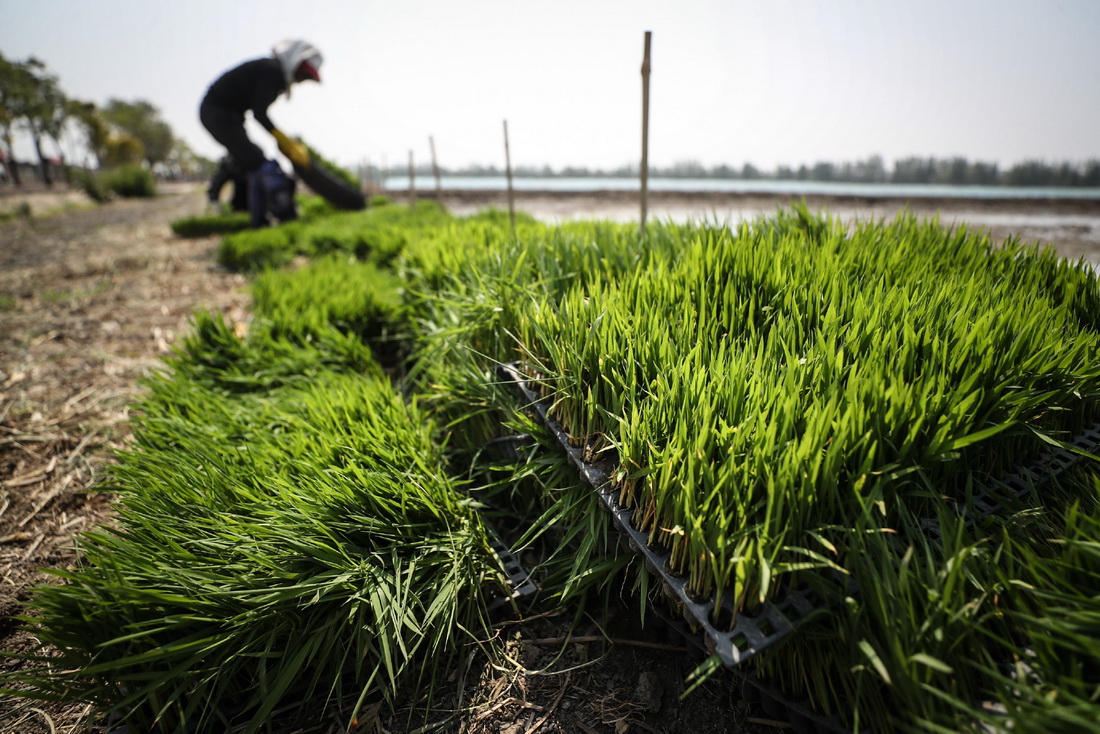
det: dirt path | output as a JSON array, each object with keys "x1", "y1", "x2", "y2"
[{"x1": 0, "y1": 187, "x2": 251, "y2": 733}]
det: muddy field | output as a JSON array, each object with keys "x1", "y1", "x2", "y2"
[{"x1": 1, "y1": 183, "x2": 1098, "y2": 733}]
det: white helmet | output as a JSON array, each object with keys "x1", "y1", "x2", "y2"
[{"x1": 272, "y1": 40, "x2": 323, "y2": 96}]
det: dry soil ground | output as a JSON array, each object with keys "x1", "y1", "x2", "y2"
[
  {"x1": 1, "y1": 185, "x2": 251, "y2": 733},
  {"x1": 1, "y1": 184, "x2": 1098, "y2": 733}
]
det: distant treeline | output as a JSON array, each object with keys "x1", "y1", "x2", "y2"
[{"x1": 379, "y1": 155, "x2": 1100, "y2": 188}]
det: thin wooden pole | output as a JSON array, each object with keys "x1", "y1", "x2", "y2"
[
  {"x1": 407, "y1": 149, "x2": 416, "y2": 206},
  {"x1": 503, "y1": 119, "x2": 516, "y2": 230},
  {"x1": 429, "y1": 135, "x2": 442, "y2": 202},
  {"x1": 640, "y1": 30, "x2": 652, "y2": 236}
]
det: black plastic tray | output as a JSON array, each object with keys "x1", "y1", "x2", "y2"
[
  {"x1": 292, "y1": 161, "x2": 365, "y2": 211},
  {"x1": 486, "y1": 527, "x2": 537, "y2": 611}
]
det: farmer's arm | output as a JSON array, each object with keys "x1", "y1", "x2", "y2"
[{"x1": 250, "y1": 75, "x2": 284, "y2": 132}]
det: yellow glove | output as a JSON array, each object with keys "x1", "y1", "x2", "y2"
[{"x1": 272, "y1": 128, "x2": 311, "y2": 168}]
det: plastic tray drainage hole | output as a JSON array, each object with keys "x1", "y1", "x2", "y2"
[{"x1": 711, "y1": 603, "x2": 737, "y2": 632}]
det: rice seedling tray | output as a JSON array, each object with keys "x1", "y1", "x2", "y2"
[
  {"x1": 495, "y1": 363, "x2": 824, "y2": 667},
  {"x1": 986, "y1": 420, "x2": 1100, "y2": 507},
  {"x1": 920, "y1": 420, "x2": 1100, "y2": 541},
  {"x1": 485, "y1": 525, "x2": 538, "y2": 611}
]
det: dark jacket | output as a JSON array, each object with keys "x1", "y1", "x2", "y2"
[{"x1": 201, "y1": 58, "x2": 286, "y2": 131}]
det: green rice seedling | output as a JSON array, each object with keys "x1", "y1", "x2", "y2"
[
  {"x1": 217, "y1": 200, "x2": 456, "y2": 273},
  {"x1": 965, "y1": 471, "x2": 1100, "y2": 731},
  {"x1": 396, "y1": 216, "x2": 675, "y2": 607},
  {"x1": 503, "y1": 209, "x2": 1100, "y2": 601},
  {"x1": 169, "y1": 310, "x2": 377, "y2": 393},
  {"x1": 297, "y1": 192, "x2": 341, "y2": 220},
  {"x1": 217, "y1": 222, "x2": 302, "y2": 273},
  {"x1": 251, "y1": 254, "x2": 404, "y2": 351},
  {"x1": 356, "y1": 203, "x2": 1100, "y2": 730},
  {"x1": 465, "y1": 399, "x2": 635, "y2": 606},
  {"x1": 748, "y1": 460, "x2": 1100, "y2": 731},
  {"x1": 397, "y1": 216, "x2": 665, "y2": 451},
  {"x1": 34, "y1": 195, "x2": 1090, "y2": 731},
  {"x1": 752, "y1": 505, "x2": 1001, "y2": 729},
  {"x1": 300, "y1": 211, "x2": 412, "y2": 265},
  {"x1": 8, "y1": 315, "x2": 503, "y2": 732},
  {"x1": 170, "y1": 212, "x2": 252, "y2": 237}
]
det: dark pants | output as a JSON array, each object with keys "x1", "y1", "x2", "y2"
[
  {"x1": 199, "y1": 98, "x2": 266, "y2": 173},
  {"x1": 207, "y1": 156, "x2": 249, "y2": 211}
]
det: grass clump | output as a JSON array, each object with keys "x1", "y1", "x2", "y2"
[
  {"x1": 170, "y1": 211, "x2": 251, "y2": 238},
  {"x1": 101, "y1": 164, "x2": 157, "y2": 198},
  {"x1": 69, "y1": 165, "x2": 157, "y2": 200},
  {"x1": 251, "y1": 254, "x2": 405, "y2": 362},
  {"x1": 69, "y1": 167, "x2": 112, "y2": 203},
  {"x1": 0, "y1": 201, "x2": 32, "y2": 222},
  {"x1": 217, "y1": 224, "x2": 302, "y2": 273}
]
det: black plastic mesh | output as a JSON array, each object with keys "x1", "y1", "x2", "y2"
[
  {"x1": 485, "y1": 527, "x2": 537, "y2": 611},
  {"x1": 920, "y1": 421, "x2": 1100, "y2": 541}
]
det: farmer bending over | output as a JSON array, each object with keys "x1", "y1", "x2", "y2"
[{"x1": 199, "y1": 40, "x2": 319, "y2": 227}]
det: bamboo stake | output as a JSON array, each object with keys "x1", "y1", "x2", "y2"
[
  {"x1": 429, "y1": 135, "x2": 443, "y2": 202},
  {"x1": 407, "y1": 149, "x2": 416, "y2": 206},
  {"x1": 640, "y1": 30, "x2": 652, "y2": 236},
  {"x1": 503, "y1": 119, "x2": 516, "y2": 230}
]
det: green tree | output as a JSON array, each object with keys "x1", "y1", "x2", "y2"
[
  {"x1": 102, "y1": 99, "x2": 174, "y2": 169},
  {"x1": 103, "y1": 134, "x2": 145, "y2": 168},
  {"x1": 68, "y1": 100, "x2": 110, "y2": 168},
  {"x1": 0, "y1": 54, "x2": 16, "y2": 184},
  {"x1": 0, "y1": 55, "x2": 74, "y2": 186},
  {"x1": 811, "y1": 160, "x2": 837, "y2": 181},
  {"x1": 0, "y1": 53, "x2": 34, "y2": 185},
  {"x1": 17, "y1": 58, "x2": 66, "y2": 185},
  {"x1": 854, "y1": 155, "x2": 887, "y2": 183},
  {"x1": 33, "y1": 69, "x2": 72, "y2": 183},
  {"x1": 1082, "y1": 159, "x2": 1100, "y2": 187}
]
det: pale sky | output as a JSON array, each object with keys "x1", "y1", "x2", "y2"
[{"x1": 1, "y1": 0, "x2": 1098, "y2": 172}]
